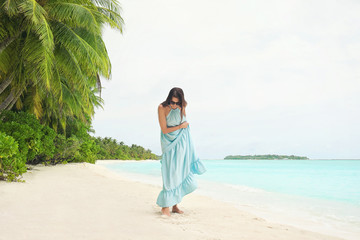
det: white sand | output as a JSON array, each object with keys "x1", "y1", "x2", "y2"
[{"x1": 0, "y1": 162, "x2": 346, "y2": 240}]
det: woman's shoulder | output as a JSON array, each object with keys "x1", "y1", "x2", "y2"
[
  {"x1": 158, "y1": 103, "x2": 168, "y2": 110},
  {"x1": 158, "y1": 104, "x2": 171, "y2": 115}
]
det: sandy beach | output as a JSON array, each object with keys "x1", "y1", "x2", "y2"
[{"x1": 0, "y1": 162, "x2": 345, "y2": 240}]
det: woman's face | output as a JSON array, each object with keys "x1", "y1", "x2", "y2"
[{"x1": 170, "y1": 97, "x2": 181, "y2": 109}]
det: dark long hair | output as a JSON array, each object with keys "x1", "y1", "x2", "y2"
[{"x1": 161, "y1": 87, "x2": 187, "y2": 121}]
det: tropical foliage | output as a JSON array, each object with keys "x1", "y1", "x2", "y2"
[
  {"x1": 0, "y1": 131, "x2": 24, "y2": 181},
  {"x1": 0, "y1": 0, "x2": 124, "y2": 132},
  {"x1": 0, "y1": 1, "x2": 159, "y2": 182},
  {"x1": 0, "y1": 111, "x2": 159, "y2": 181}
]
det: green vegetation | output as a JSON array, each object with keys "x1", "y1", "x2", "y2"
[
  {"x1": 0, "y1": 0, "x2": 158, "y2": 182},
  {"x1": 224, "y1": 154, "x2": 309, "y2": 160},
  {"x1": 0, "y1": 131, "x2": 24, "y2": 181},
  {"x1": 0, "y1": 0, "x2": 124, "y2": 130},
  {"x1": 94, "y1": 137, "x2": 159, "y2": 160},
  {"x1": 0, "y1": 111, "x2": 159, "y2": 181}
]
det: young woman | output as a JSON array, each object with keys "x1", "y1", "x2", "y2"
[{"x1": 156, "y1": 87, "x2": 207, "y2": 216}]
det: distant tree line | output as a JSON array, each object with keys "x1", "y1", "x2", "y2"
[
  {"x1": 224, "y1": 154, "x2": 309, "y2": 160},
  {"x1": 94, "y1": 137, "x2": 159, "y2": 160}
]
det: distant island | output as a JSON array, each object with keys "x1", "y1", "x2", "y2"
[{"x1": 224, "y1": 154, "x2": 309, "y2": 160}]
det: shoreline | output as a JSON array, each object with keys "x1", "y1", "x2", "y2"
[
  {"x1": 0, "y1": 162, "x2": 346, "y2": 240},
  {"x1": 96, "y1": 159, "x2": 360, "y2": 240}
]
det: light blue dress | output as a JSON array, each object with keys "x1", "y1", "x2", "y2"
[{"x1": 156, "y1": 107, "x2": 207, "y2": 207}]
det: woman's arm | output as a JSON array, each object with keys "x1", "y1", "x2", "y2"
[{"x1": 158, "y1": 105, "x2": 188, "y2": 134}]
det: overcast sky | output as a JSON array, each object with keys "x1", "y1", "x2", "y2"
[{"x1": 92, "y1": 0, "x2": 360, "y2": 159}]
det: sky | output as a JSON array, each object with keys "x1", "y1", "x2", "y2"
[{"x1": 91, "y1": 0, "x2": 360, "y2": 159}]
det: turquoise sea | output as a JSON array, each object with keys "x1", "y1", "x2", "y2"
[{"x1": 96, "y1": 159, "x2": 360, "y2": 240}]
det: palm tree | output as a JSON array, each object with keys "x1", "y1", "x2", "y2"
[{"x1": 0, "y1": 0, "x2": 124, "y2": 131}]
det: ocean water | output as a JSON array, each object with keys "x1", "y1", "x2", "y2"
[{"x1": 96, "y1": 159, "x2": 360, "y2": 240}]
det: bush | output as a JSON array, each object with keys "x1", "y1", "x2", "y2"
[
  {"x1": 0, "y1": 132, "x2": 26, "y2": 181},
  {"x1": 0, "y1": 111, "x2": 57, "y2": 165}
]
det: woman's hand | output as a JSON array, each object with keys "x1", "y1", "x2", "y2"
[{"x1": 180, "y1": 121, "x2": 189, "y2": 129}]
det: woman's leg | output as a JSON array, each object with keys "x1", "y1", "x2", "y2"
[
  {"x1": 161, "y1": 207, "x2": 171, "y2": 216},
  {"x1": 172, "y1": 204, "x2": 184, "y2": 214}
]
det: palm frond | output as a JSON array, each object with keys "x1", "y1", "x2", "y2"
[
  {"x1": 19, "y1": 0, "x2": 54, "y2": 50},
  {"x1": 46, "y1": 1, "x2": 101, "y2": 35},
  {"x1": 22, "y1": 32, "x2": 54, "y2": 89},
  {"x1": 52, "y1": 21, "x2": 108, "y2": 77},
  {"x1": 95, "y1": 6, "x2": 123, "y2": 31},
  {"x1": 2, "y1": 0, "x2": 21, "y2": 16}
]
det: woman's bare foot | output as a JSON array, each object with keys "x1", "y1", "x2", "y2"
[
  {"x1": 161, "y1": 207, "x2": 171, "y2": 216},
  {"x1": 172, "y1": 204, "x2": 184, "y2": 214}
]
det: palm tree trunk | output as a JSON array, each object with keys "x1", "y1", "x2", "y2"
[
  {"x1": 0, "y1": 27, "x2": 24, "y2": 53},
  {"x1": 0, "y1": 75, "x2": 13, "y2": 95},
  {"x1": 6, "y1": 88, "x2": 23, "y2": 110},
  {"x1": 0, "y1": 35, "x2": 17, "y2": 53},
  {"x1": 0, "y1": 91, "x2": 15, "y2": 111}
]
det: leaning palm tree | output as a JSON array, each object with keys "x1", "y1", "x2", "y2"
[{"x1": 0, "y1": 0, "x2": 124, "y2": 132}]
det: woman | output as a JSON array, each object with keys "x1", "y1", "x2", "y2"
[{"x1": 156, "y1": 87, "x2": 207, "y2": 216}]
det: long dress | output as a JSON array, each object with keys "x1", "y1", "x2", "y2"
[{"x1": 156, "y1": 107, "x2": 207, "y2": 207}]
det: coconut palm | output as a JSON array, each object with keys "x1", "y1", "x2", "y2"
[{"x1": 0, "y1": 0, "x2": 124, "y2": 131}]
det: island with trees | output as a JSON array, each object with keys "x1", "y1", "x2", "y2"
[{"x1": 224, "y1": 154, "x2": 309, "y2": 160}]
